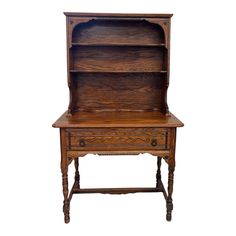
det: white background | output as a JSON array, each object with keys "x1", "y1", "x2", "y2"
[{"x1": 0, "y1": 0, "x2": 236, "y2": 235}]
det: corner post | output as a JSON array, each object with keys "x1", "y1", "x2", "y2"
[
  {"x1": 60, "y1": 128, "x2": 70, "y2": 223},
  {"x1": 166, "y1": 128, "x2": 176, "y2": 221}
]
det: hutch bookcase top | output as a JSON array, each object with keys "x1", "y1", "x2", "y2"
[{"x1": 53, "y1": 12, "x2": 183, "y2": 128}]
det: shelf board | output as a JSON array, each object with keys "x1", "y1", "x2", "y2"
[
  {"x1": 71, "y1": 42, "x2": 166, "y2": 47},
  {"x1": 69, "y1": 70, "x2": 167, "y2": 73}
]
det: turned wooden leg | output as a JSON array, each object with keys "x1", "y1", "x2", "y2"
[
  {"x1": 166, "y1": 166, "x2": 174, "y2": 221},
  {"x1": 74, "y1": 158, "x2": 80, "y2": 188},
  {"x1": 60, "y1": 129, "x2": 70, "y2": 223},
  {"x1": 62, "y1": 171, "x2": 70, "y2": 223},
  {"x1": 156, "y1": 156, "x2": 162, "y2": 188},
  {"x1": 166, "y1": 128, "x2": 176, "y2": 221}
]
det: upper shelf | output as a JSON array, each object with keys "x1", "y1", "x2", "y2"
[
  {"x1": 71, "y1": 20, "x2": 166, "y2": 47},
  {"x1": 70, "y1": 70, "x2": 167, "y2": 73},
  {"x1": 71, "y1": 42, "x2": 166, "y2": 47}
]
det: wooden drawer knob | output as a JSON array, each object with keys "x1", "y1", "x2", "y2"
[
  {"x1": 79, "y1": 140, "x2": 86, "y2": 147},
  {"x1": 151, "y1": 139, "x2": 157, "y2": 147}
]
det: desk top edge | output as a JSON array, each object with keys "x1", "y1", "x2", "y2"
[{"x1": 52, "y1": 111, "x2": 184, "y2": 128}]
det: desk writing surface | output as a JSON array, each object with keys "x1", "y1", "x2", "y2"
[{"x1": 53, "y1": 111, "x2": 183, "y2": 128}]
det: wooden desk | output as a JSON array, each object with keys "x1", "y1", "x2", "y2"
[
  {"x1": 53, "y1": 111, "x2": 183, "y2": 223},
  {"x1": 53, "y1": 12, "x2": 183, "y2": 223}
]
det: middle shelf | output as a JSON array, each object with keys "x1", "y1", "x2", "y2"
[
  {"x1": 70, "y1": 70, "x2": 167, "y2": 73},
  {"x1": 70, "y1": 46, "x2": 167, "y2": 73}
]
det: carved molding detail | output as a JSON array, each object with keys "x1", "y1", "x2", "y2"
[
  {"x1": 66, "y1": 150, "x2": 169, "y2": 159},
  {"x1": 67, "y1": 157, "x2": 73, "y2": 165},
  {"x1": 67, "y1": 151, "x2": 85, "y2": 159},
  {"x1": 145, "y1": 18, "x2": 170, "y2": 48},
  {"x1": 68, "y1": 17, "x2": 170, "y2": 48},
  {"x1": 68, "y1": 17, "x2": 95, "y2": 48}
]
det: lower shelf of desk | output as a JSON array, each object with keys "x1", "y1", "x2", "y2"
[
  {"x1": 66, "y1": 176, "x2": 169, "y2": 224},
  {"x1": 69, "y1": 179, "x2": 167, "y2": 201},
  {"x1": 72, "y1": 187, "x2": 165, "y2": 194}
]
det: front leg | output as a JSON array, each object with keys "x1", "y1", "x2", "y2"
[
  {"x1": 60, "y1": 129, "x2": 70, "y2": 223},
  {"x1": 61, "y1": 169, "x2": 70, "y2": 223},
  {"x1": 166, "y1": 128, "x2": 176, "y2": 221},
  {"x1": 166, "y1": 166, "x2": 174, "y2": 221}
]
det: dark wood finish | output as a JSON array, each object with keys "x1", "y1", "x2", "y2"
[
  {"x1": 156, "y1": 156, "x2": 162, "y2": 188},
  {"x1": 53, "y1": 12, "x2": 183, "y2": 223},
  {"x1": 60, "y1": 129, "x2": 70, "y2": 223},
  {"x1": 71, "y1": 46, "x2": 166, "y2": 72},
  {"x1": 65, "y1": 127, "x2": 170, "y2": 151},
  {"x1": 72, "y1": 20, "x2": 165, "y2": 45},
  {"x1": 65, "y1": 13, "x2": 171, "y2": 115},
  {"x1": 73, "y1": 187, "x2": 163, "y2": 194},
  {"x1": 53, "y1": 111, "x2": 183, "y2": 128},
  {"x1": 72, "y1": 73, "x2": 165, "y2": 112},
  {"x1": 74, "y1": 158, "x2": 80, "y2": 188},
  {"x1": 166, "y1": 128, "x2": 176, "y2": 221}
]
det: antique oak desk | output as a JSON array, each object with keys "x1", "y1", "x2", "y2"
[{"x1": 53, "y1": 12, "x2": 183, "y2": 223}]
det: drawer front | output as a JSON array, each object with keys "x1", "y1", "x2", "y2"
[{"x1": 66, "y1": 128, "x2": 170, "y2": 151}]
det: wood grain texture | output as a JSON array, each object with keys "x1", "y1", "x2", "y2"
[
  {"x1": 66, "y1": 150, "x2": 170, "y2": 159},
  {"x1": 72, "y1": 20, "x2": 165, "y2": 45},
  {"x1": 65, "y1": 127, "x2": 170, "y2": 151},
  {"x1": 66, "y1": 127, "x2": 168, "y2": 136},
  {"x1": 53, "y1": 111, "x2": 184, "y2": 128},
  {"x1": 66, "y1": 13, "x2": 169, "y2": 115},
  {"x1": 72, "y1": 72, "x2": 165, "y2": 112},
  {"x1": 71, "y1": 46, "x2": 166, "y2": 72}
]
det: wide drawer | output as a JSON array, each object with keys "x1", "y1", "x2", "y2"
[{"x1": 65, "y1": 128, "x2": 170, "y2": 151}]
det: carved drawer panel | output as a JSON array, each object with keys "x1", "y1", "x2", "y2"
[{"x1": 66, "y1": 128, "x2": 170, "y2": 151}]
